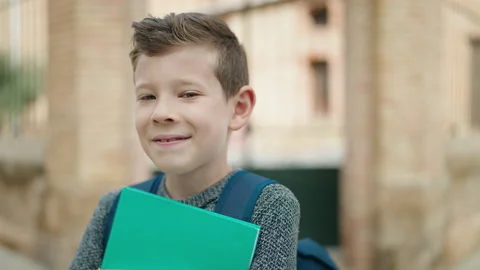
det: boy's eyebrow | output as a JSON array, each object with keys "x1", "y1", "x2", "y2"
[
  {"x1": 174, "y1": 78, "x2": 199, "y2": 85},
  {"x1": 134, "y1": 79, "x2": 206, "y2": 92},
  {"x1": 172, "y1": 78, "x2": 205, "y2": 89},
  {"x1": 134, "y1": 81, "x2": 155, "y2": 91}
]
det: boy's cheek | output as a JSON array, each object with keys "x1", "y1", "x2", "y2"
[{"x1": 135, "y1": 110, "x2": 152, "y2": 128}]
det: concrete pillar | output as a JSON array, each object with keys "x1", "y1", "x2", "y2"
[
  {"x1": 343, "y1": 1, "x2": 446, "y2": 269},
  {"x1": 41, "y1": 0, "x2": 147, "y2": 269},
  {"x1": 342, "y1": 0, "x2": 376, "y2": 269}
]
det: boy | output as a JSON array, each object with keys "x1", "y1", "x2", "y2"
[{"x1": 69, "y1": 12, "x2": 300, "y2": 270}]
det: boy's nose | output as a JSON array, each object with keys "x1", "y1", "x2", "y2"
[{"x1": 151, "y1": 101, "x2": 177, "y2": 123}]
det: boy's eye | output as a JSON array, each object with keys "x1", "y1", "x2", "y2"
[
  {"x1": 180, "y1": 92, "x2": 200, "y2": 99},
  {"x1": 139, "y1": 95, "x2": 156, "y2": 101}
]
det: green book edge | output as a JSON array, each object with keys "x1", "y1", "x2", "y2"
[
  {"x1": 118, "y1": 187, "x2": 261, "y2": 230},
  {"x1": 101, "y1": 187, "x2": 261, "y2": 269}
]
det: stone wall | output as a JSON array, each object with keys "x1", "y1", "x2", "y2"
[
  {"x1": 442, "y1": 134, "x2": 480, "y2": 268},
  {"x1": 38, "y1": 0, "x2": 148, "y2": 269},
  {"x1": 0, "y1": 139, "x2": 45, "y2": 262},
  {"x1": 343, "y1": 0, "x2": 480, "y2": 270}
]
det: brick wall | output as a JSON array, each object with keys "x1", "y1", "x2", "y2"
[
  {"x1": 343, "y1": 1, "x2": 480, "y2": 269},
  {"x1": 39, "y1": 0, "x2": 147, "y2": 269}
]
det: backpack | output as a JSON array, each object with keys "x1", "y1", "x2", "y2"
[{"x1": 103, "y1": 170, "x2": 338, "y2": 270}]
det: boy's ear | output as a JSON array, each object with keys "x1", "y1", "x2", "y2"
[{"x1": 229, "y1": 85, "x2": 256, "y2": 131}]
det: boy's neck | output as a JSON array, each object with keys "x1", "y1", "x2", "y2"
[{"x1": 164, "y1": 162, "x2": 233, "y2": 200}]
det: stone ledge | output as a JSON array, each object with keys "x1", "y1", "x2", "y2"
[
  {"x1": 0, "y1": 139, "x2": 44, "y2": 185},
  {"x1": 0, "y1": 244, "x2": 46, "y2": 270},
  {"x1": 443, "y1": 213, "x2": 480, "y2": 265},
  {"x1": 0, "y1": 217, "x2": 36, "y2": 256},
  {"x1": 446, "y1": 134, "x2": 480, "y2": 179}
]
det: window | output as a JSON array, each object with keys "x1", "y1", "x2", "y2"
[
  {"x1": 471, "y1": 39, "x2": 480, "y2": 128},
  {"x1": 310, "y1": 6, "x2": 328, "y2": 26},
  {"x1": 311, "y1": 61, "x2": 329, "y2": 114}
]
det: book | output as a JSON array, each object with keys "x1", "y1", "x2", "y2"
[{"x1": 100, "y1": 187, "x2": 260, "y2": 270}]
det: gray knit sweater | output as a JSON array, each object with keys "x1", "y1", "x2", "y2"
[{"x1": 69, "y1": 171, "x2": 300, "y2": 270}]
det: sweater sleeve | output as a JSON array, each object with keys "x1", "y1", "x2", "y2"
[
  {"x1": 249, "y1": 183, "x2": 301, "y2": 270},
  {"x1": 68, "y1": 190, "x2": 119, "y2": 270}
]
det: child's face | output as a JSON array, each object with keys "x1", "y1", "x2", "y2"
[{"x1": 133, "y1": 45, "x2": 245, "y2": 174}]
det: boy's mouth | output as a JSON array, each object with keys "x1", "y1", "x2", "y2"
[{"x1": 152, "y1": 135, "x2": 192, "y2": 143}]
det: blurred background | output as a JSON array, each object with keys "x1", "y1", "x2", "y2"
[{"x1": 0, "y1": 0, "x2": 480, "y2": 269}]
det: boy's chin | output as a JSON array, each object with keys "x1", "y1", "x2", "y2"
[{"x1": 152, "y1": 162, "x2": 195, "y2": 175}]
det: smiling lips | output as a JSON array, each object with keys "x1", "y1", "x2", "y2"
[{"x1": 152, "y1": 135, "x2": 192, "y2": 146}]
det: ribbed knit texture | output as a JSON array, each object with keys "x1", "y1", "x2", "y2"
[{"x1": 69, "y1": 171, "x2": 300, "y2": 270}]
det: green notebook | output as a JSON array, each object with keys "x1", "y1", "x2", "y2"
[{"x1": 100, "y1": 187, "x2": 260, "y2": 270}]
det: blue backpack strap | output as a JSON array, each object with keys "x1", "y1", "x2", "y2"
[
  {"x1": 297, "y1": 238, "x2": 338, "y2": 270},
  {"x1": 102, "y1": 172, "x2": 164, "y2": 251},
  {"x1": 214, "y1": 170, "x2": 276, "y2": 222}
]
